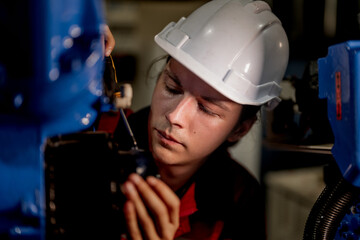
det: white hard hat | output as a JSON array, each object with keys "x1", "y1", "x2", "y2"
[{"x1": 154, "y1": 0, "x2": 289, "y2": 109}]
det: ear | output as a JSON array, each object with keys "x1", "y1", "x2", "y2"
[{"x1": 227, "y1": 117, "x2": 256, "y2": 142}]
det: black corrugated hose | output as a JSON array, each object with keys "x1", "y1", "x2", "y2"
[{"x1": 303, "y1": 164, "x2": 360, "y2": 240}]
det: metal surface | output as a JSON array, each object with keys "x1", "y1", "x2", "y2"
[
  {"x1": 0, "y1": 0, "x2": 105, "y2": 239},
  {"x1": 318, "y1": 40, "x2": 360, "y2": 187},
  {"x1": 316, "y1": 40, "x2": 360, "y2": 240}
]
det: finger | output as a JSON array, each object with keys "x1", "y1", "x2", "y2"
[
  {"x1": 146, "y1": 176, "x2": 180, "y2": 227},
  {"x1": 129, "y1": 174, "x2": 178, "y2": 239},
  {"x1": 123, "y1": 200, "x2": 143, "y2": 240},
  {"x1": 103, "y1": 24, "x2": 115, "y2": 56},
  {"x1": 122, "y1": 180, "x2": 159, "y2": 238}
]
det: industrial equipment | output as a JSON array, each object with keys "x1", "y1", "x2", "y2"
[
  {"x1": 0, "y1": 1, "x2": 155, "y2": 239},
  {"x1": 304, "y1": 41, "x2": 360, "y2": 239}
]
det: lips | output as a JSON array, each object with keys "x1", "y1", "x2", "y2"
[{"x1": 156, "y1": 129, "x2": 182, "y2": 146}]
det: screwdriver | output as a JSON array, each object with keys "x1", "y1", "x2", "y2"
[{"x1": 119, "y1": 108, "x2": 138, "y2": 150}]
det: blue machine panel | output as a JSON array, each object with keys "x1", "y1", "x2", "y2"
[
  {"x1": 318, "y1": 41, "x2": 360, "y2": 187},
  {"x1": 0, "y1": 1, "x2": 105, "y2": 239}
]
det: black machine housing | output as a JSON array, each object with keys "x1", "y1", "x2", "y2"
[{"x1": 44, "y1": 131, "x2": 157, "y2": 239}]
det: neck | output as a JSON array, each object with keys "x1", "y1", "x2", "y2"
[{"x1": 157, "y1": 160, "x2": 205, "y2": 192}]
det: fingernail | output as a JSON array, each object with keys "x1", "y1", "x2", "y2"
[
  {"x1": 146, "y1": 176, "x2": 157, "y2": 186},
  {"x1": 129, "y1": 173, "x2": 141, "y2": 184},
  {"x1": 121, "y1": 181, "x2": 135, "y2": 194}
]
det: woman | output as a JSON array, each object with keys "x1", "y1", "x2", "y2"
[{"x1": 114, "y1": 0, "x2": 289, "y2": 239}]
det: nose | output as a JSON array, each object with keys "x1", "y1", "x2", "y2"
[{"x1": 166, "y1": 95, "x2": 196, "y2": 128}]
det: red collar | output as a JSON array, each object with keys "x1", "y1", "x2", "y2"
[
  {"x1": 175, "y1": 182, "x2": 198, "y2": 237},
  {"x1": 179, "y1": 182, "x2": 198, "y2": 217}
]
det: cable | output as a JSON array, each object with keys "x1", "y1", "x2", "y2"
[{"x1": 303, "y1": 165, "x2": 360, "y2": 239}]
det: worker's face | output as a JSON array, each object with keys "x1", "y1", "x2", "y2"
[{"x1": 149, "y1": 59, "x2": 244, "y2": 169}]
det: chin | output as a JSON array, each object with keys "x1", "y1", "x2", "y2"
[{"x1": 151, "y1": 145, "x2": 181, "y2": 166}]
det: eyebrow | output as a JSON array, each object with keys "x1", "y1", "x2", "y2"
[
  {"x1": 164, "y1": 68, "x2": 181, "y2": 86},
  {"x1": 202, "y1": 96, "x2": 230, "y2": 111},
  {"x1": 164, "y1": 66, "x2": 230, "y2": 111}
]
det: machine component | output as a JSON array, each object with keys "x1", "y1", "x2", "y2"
[
  {"x1": 318, "y1": 41, "x2": 360, "y2": 187},
  {"x1": 102, "y1": 55, "x2": 133, "y2": 110},
  {"x1": 303, "y1": 163, "x2": 360, "y2": 240},
  {"x1": 0, "y1": 1, "x2": 153, "y2": 238},
  {"x1": 102, "y1": 54, "x2": 137, "y2": 148},
  {"x1": 44, "y1": 132, "x2": 157, "y2": 239},
  {"x1": 335, "y1": 195, "x2": 360, "y2": 239},
  {"x1": 303, "y1": 41, "x2": 360, "y2": 239},
  {"x1": 0, "y1": 1, "x2": 105, "y2": 239},
  {"x1": 155, "y1": 0, "x2": 289, "y2": 109}
]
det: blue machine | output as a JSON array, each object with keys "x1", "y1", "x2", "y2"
[
  {"x1": 319, "y1": 41, "x2": 360, "y2": 240},
  {"x1": 318, "y1": 41, "x2": 360, "y2": 187},
  {"x1": 304, "y1": 41, "x2": 360, "y2": 239},
  {"x1": 0, "y1": 0, "x2": 105, "y2": 239}
]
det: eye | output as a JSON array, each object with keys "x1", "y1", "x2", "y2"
[
  {"x1": 198, "y1": 102, "x2": 218, "y2": 117},
  {"x1": 163, "y1": 73, "x2": 183, "y2": 95},
  {"x1": 165, "y1": 84, "x2": 182, "y2": 95}
]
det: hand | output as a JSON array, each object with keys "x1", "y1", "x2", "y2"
[
  {"x1": 103, "y1": 24, "x2": 115, "y2": 57},
  {"x1": 122, "y1": 173, "x2": 180, "y2": 240}
]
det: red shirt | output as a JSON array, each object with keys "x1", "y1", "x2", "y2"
[{"x1": 175, "y1": 182, "x2": 226, "y2": 239}]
